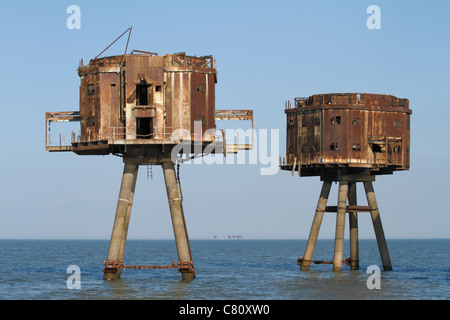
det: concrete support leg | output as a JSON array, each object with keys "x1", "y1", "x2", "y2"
[
  {"x1": 364, "y1": 181, "x2": 392, "y2": 271},
  {"x1": 348, "y1": 182, "x2": 359, "y2": 270},
  {"x1": 104, "y1": 163, "x2": 139, "y2": 280},
  {"x1": 301, "y1": 181, "x2": 332, "y2": 271},
  {"x1": 162, "y1": 162, "x2": 195, "y2": 280},
  {"x1": 333, "y1": 181, "x2": 348, "y2": 271},
  {"x1": 118, "y1": 164, "x2": 138, "y2": 265}
]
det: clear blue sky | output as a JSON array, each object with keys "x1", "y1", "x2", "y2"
[{"x1": 0, "y1": 0, "x2": 449, "y2": 239}]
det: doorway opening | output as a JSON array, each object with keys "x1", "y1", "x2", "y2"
[{"x1": 136, "y1": 117, "x2": 153, "y2": 139}]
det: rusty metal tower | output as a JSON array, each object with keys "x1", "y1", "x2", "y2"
[
  {"x1": 45, "y1": 29, "x2": 253, "y2": 280},
  {"x1": 281, "y1": 93, "x2": 411, "y2": 271}
]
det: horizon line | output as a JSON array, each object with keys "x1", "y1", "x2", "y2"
[{"x1": 0, "y1": 237, "x2": 448, "y2": 241}]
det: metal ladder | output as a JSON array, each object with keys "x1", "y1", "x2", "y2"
[{"x1": 146, "y1": 165, "x2": 153, "y2": 180}]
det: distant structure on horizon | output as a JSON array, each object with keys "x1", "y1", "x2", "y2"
[
  {"x1": 281, "y1": 93, "x2": 412, "y2": 271},
  {"x1": 213, "y1": 235, "x2": 243, "y2": 240}
]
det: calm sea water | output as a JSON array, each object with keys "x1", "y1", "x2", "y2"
[{"x1": 0, "y1": 239, "x2": 448, "y2": 300}]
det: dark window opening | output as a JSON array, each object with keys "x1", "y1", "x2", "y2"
[
  {"x1": 330, "y1": 143, "x2": 340, "y2": 151},
  {"x1": 352, "y1": 117, "x2": 361, "y2": 126},
  {"x1": 196, "y1": 84, "x2": 206, "y2": 93},
  {"x1": 393, "y1": 120, "x2": 402, "y2": 127},
  {"x1": 302, "y1": 118, "x2": 308, "y2": 127},
  {"x1": 87, "y1": 118, "x2": 95, "y2": 126},
  {"x1": 111, "y1": 83, "x2": 116, "y2": 87},
  {"x1": 330, "y1": 116, "x2": 341, "y2": 125},
  {"x1": 371, "y1": 144, "x2": 383, "y2": 153},
  {"x1": 393, "y1": 146, "x2": 402, "y2": 153},
  {"x1": 288, "y1": 119, "x2": 295, "y2": 128},
  {"x1": 155, "y1": 85, "x2": 161, "y2": 92},
  {"x1": 314, "y1": 117, "x2": 320, "y2": 126},
  {"x1": 87, "y1": 84, "x2": 95, "y2": 95},
  {"x1": 352, "y1": 143, "x2": 361, "y2": 151},
  {"x1": 136, "y1": 84, "x2": 151, "y2": 106},
  {"x1": 136, "y1": 117, "x2": 153, "y2": 139}
]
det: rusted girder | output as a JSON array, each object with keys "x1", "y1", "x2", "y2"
[
  {"x1": 214, "y1": 109, "x2": 253, "y2": 121},
  {"x1": 325, "y1": 205, "x2": 372, "y2": 213},
  {"x1": 103, "y1": 260, "x2": 195, "y2": 275},
  {"x1": 297, "y1": 257, "x2": 352, "y2": 266}
]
